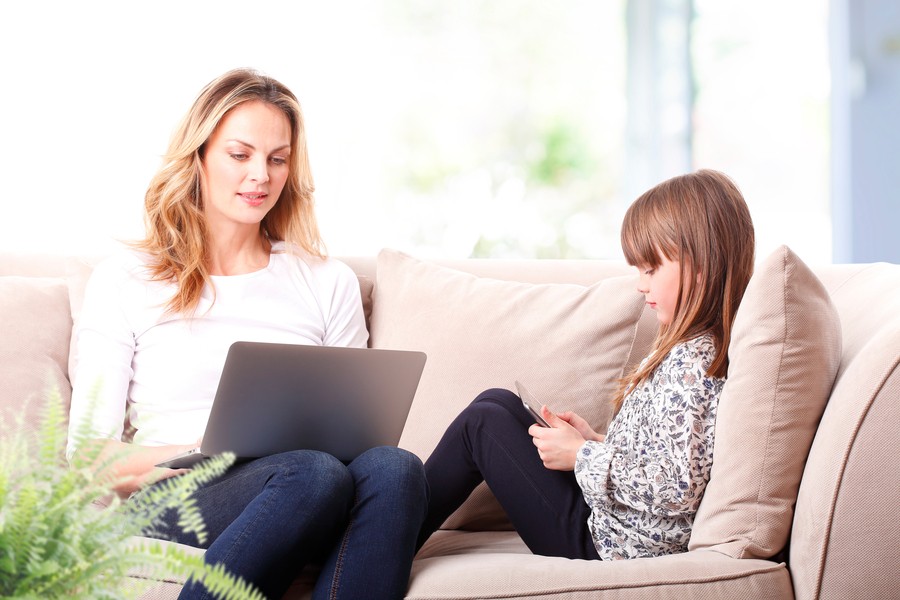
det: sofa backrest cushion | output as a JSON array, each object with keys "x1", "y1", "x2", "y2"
[
  {"x1": 369, "y1": 249, "x2": 657, "y2": 529},
  {"x1": 689, "y1": 245, "x2": 842, "y2": 558},
  {"x1": 0, "y1": 276, "x2": 73, "y2": 439}
]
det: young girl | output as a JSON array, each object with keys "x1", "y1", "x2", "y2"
[{"x1": 418, "y1": 169, "x2": 755, "y2": 560}]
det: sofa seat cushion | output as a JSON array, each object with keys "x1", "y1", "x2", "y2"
[
  {"x1": 410, "y1": 531, "x2": 792, "y2": 599},
  {"x1": 369, "y1": 249, "x2": 657, "y2": 529},
  {"x1": 120, "y1": 538, "x2": 204, "y2": 599},
  {"x1": 689, "y1": 245, "x2": 842, "y2": 559}
]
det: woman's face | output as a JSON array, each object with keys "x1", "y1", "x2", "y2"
[
  {"x1": 200, "y1": 100, "x2": 292, "y2": 236},
  {"x1": 636, "y1": 253, "x2": 682, "y2": 326}
]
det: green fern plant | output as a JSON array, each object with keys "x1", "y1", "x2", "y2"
[{"x1": 0, "y1": 387, "x2": 265, "y2": 600}]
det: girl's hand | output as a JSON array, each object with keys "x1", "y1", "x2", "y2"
[
  {"x1": 555, "y1": 411, "x2": 605, "y2": 443},
  {"x1": 528, "y1": 407, "x2": 587, "y2": 471}
]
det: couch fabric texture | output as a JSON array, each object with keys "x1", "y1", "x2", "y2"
[{"x1": 1, "y1": 246, "x2": 898, "y2": 600}]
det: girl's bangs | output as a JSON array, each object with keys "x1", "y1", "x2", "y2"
[{"x1": 621, "y1": 202, "x2": 675, "y2": 267}]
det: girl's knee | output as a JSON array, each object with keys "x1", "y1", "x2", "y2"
[
  {"x1": 464, "y1": 388, "x2": 524, "y2": 423},
  {"x1": 472, "y1": 387, "x2": 521, "y2": 409},
  {"x1": 457, "y1": 388, "x2": 531, "y2": 435}
]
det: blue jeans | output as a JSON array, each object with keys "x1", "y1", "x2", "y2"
[
  {"x1": 144, "y1": 446, "x2": 428, "y2": 600},
  {"x1": 419, "y1": 388, "x2": 599, "y2": 560}
]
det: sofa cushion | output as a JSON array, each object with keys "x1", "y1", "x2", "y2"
[
  {"x1": 689, "y1": 245, "x2": 841, "y2": 558},
  {"x1": 0, "y1": 276, "x2": 73, "y2": 437},
  {"x1": 411, "y1": 531, "x2": 793, "y2": 599},
  {"x1": 369, "y1": 249, "x2": 654, "y2": 529}
]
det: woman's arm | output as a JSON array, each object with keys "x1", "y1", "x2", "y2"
[
  {"x1": 67, "y1": 257, "x2": 138, "y2": 461},
  {"x1": 320, "y1": 260, "x2": 369, "y2": 348}
]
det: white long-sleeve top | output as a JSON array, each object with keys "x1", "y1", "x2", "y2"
[
  {"x1": 66, "y1": 242, "x2": 368, "y2": 460},
  {"x1": 574, "y1": 334, "x2": 723, "y2": 560}
]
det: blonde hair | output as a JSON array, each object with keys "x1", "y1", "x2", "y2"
[
  {"x1": 614, "y1": 169, "x2": 755, "y2": 409},
  {"x1": 134, "y1": 68, "x2": 324, "y2": 315}
]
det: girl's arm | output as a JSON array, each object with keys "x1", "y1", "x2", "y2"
[{"x1": 575, "y1": 339, "x2": 722, "y2": 518}]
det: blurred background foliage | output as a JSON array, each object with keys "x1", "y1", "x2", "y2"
[{"x1": 374, "y1": 0, "x2": 628, "y2": 259}]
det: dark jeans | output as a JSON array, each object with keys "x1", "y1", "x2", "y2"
[
  {"x1": 145, "y1": 446, "x2": 427, "y2": 600},
  {"x1": 419, "y1": 388, "x2": 600, "y2": 560}
]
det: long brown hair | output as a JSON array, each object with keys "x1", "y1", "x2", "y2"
[
  {"x1": 133, "y1": 68, "x2": 324, "y2": 315},
  {"x1": 614, "y1": 169, "x2": 755, "y2": 409}
]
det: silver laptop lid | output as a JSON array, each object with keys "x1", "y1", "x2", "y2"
[{"x1": 200, "y1": 342, "x2": 426, "y2": 462}]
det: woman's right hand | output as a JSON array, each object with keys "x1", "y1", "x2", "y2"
[
  {"x1": 555, "y1": 411, "x2": 605, "y2": 443},
  {"x1": 73, "y1": 439, "x2": 197, "y2": 497}
]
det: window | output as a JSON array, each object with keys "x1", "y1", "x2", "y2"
[
  {"x1": 0, "y1": 1, "x2": 831, "y2": 262},
  {"x1": 692, "y1": 0, "x2": 831, "y2": 262}
]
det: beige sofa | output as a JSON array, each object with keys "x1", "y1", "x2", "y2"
[{"x1": 2, "y1": 246, "x2": 898, "y2": 600}]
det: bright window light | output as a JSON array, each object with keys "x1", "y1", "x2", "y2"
[{"x1": 0, "y1": 1, "x2": 829, "y2": 262}]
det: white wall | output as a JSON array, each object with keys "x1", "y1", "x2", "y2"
[{"x1": 1, "y1": 2, "x2": 396, "y2": 256}]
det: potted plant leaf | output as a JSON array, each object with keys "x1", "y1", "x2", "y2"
[{"x1": 0, "y1": 387, "x2": 264, "y2": 599}]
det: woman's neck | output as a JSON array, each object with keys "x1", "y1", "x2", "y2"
[{"x1": 206, "y1": 228, "x2": 271, "y2": 276}]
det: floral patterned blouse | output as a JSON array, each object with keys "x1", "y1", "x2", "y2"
[{"x1": 574, "y1": 334, "x2": 724, "y2": 560}]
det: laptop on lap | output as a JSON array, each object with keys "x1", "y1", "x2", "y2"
[{"x1": 157, "y1": 342, "x2": 426, "y2": 468}]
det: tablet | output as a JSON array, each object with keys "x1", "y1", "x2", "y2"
[{"x1": 514, "y1": 380, "x2": 550, "y2": 427}]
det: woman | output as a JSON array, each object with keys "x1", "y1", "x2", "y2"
[
  {"x1": 67, "y1": 68, "x2": 427, "y2": 600},
  {"x1": 418, "y1": 170, "x2": 755, "y2": 560}
]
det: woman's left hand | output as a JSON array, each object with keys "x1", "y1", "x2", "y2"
[{"x1": 528, "y1": 407, "x2": 586, "y2": 471}]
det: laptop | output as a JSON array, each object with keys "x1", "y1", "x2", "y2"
[{"x1": 157, "y1": 341, "x2": 427, "y2": 469}]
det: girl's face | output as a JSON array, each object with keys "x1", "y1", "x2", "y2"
[
  {"x1": 200, "y1": 101, "x2": 292, "y2": 237},
  {"x1": 636, "y1": 254, "x2": 682, "y2": 326}
]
